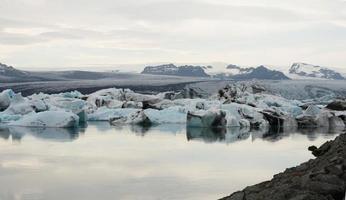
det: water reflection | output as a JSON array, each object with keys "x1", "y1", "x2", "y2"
[
  {"x1": 0, "y1": 122, "x2": 342, "y2": 200},
  {"x1": 186, "y1": 126, "x2": 339, "y2": 144},
  {"x1": 0, "y1": 126, "x2": 84, "y2": 142},
  {"x1": 0, "y1": 122, "x2": 341, "y2": 144}
]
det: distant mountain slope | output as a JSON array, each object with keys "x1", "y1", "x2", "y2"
[
  {"x1": 0, "y1": 62, "x2": 137, "y2": 83},
  {"x1": 141, "y1": 64, "x2": 210, "y2": 77},
  {"x1": 0, "y1": 63, "x2": 28, "y2": 77},
  {"x1": 289, "y1": 63, "x2": 345, "y2": 80},
  {"x1": 0, "y1": 63, "x2": 52, "y2": 82},
  {"x1": 214, "y1": 65, "x2": 290, "y2": 80},
  {"x1": 226, "y1": 64, "x2": 254, "y2": 75}
]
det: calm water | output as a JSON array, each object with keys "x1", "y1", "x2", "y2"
[{"x1": 0, "y1": 122, "x2": 341, "y2": 200}]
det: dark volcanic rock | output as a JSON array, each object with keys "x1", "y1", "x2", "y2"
[
  {"x1": 220, "y1": 133, "x2": 346, "y2": 200},
  {"x1": 326, "y1": 100, "x2": 346, "y2": 111},
  {"x1": 231, "y1": 65, "x2": 290, "y2": 80}
]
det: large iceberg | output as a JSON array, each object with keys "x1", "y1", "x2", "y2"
[{"x1": 9, "y1": 111, "x2": 79, "y2": 128}]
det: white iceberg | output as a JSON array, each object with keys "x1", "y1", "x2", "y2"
[
  {"x1": 9, "y1": 111, "x2": 79, "y2": 128},
  {"x1": 88, "y1": 107, "x2": 140, "y2": 121},
  {"x1": 187, "y1": 109, "x2": 227, "y2": 128},
  {"x1": 3, "y1": 93, "x2": 34, "y2": 115},
  {"x1": 0, "y1": 89, "x2": 15, "y2": 111},
  {"x1": 110, "y1": 110, "x2": 151, "y2": 126},
  {"x1": 144, "y1": 106, "x2": 187, "y2": 124}
]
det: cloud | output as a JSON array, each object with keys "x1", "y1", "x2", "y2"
[{"x1": 0, "y1": 0, "x2": 345, "y2": 69}]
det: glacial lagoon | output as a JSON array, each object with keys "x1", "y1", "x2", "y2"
[{"x1": 0, "y1": 122, "x2": 341, "y2": 200}]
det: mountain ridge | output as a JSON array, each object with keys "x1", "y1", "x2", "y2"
[{"x1": 288, "y1": 62, "x2": 345, "y2": 80}]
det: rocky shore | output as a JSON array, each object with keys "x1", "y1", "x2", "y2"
[{"x1": 221, "y1": 133, "x2": 346, "y2": 200}]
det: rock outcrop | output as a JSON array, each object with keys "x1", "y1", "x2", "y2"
[
  {"x1": 221, "y1": 133, "x2": 346, "y2": 200},
  {"x1": 327, "y1": 100, "x2": 346, "y2": 111}
]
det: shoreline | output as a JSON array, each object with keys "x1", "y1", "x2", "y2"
[{"x1": 220, "y1": 132, "x2": 346, "y2": 200}]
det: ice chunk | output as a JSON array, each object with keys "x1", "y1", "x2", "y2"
[
  {"x1": 110, "y1": 110, "x2": 151, "y2": 126},
  {"x1": 304, "y1": 105, "x2": 321, "y2": 116},
  {"x1": 9, "y1": 111, "x2": 79, "y2": 128},
  {"x1": 0, "y1": 114, "x2": 21, "y2": 122},
  {"x1": 106, "y1": 100, "x2": 124, "y2": 109},
  {"x1": 222, "y1": 103, "x2": 266, "y2": 127},
  {"x1": 88, "y1": 107, "x2": 139, "y2": 121},
  {"x1": 0, "y1": 89, "x2": 15, "y2": 111},
  {"x1": 59, "y1": 90, "x2": 84, "y2": 98},
  {"x1": 122, "y1": 101, "x2": 143, "y2": 109},
  {"x1": 187, "y1": 109, "x2": 227, "y2": 128},
  {"x1": 30, "y1": 99, "x2": 48, "y2": 112},
  {"x1": 144, "y1": 106, "x2": 187, "y2": 124},
  {"x1": 3, "y1": 94, "x2": 34, "y2": 115}
]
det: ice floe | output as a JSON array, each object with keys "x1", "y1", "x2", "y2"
[{"x1": 0, "y1": 83, "x2": 345, "y2": 130}]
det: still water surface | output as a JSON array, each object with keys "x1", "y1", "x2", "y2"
[{"x1": 0, "y1": 122, "x2": 341, "y2": 200}]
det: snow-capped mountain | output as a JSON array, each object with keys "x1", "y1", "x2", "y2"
[
  {"x1": 288, "y1": 63, "x2": 345, "y2": 80},
  {"x1": 225, "y1": 64, "x2": 254, "y2": 75},
  {"x1": 0, "y1": 62, "x2": 28, "y2": 77},
  {"x1": 213, "y1": 65, "x2": 289, "y2": 80},
  {"x1": 141, "y1": 64, "x2": 210, "y2": 77}
]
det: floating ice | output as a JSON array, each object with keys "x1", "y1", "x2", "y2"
[{"x1": 9, "y1": 111, "x2": 79, "y2": 128}]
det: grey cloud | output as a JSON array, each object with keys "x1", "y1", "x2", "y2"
[
  {"x1": 0, "y1": 32, "x2": 47, "y2": 45},
  {"x1": 107, "y1": 0, "x2": 306, "y2": 23},
  {"x1": 0, "y1": 0, "x2": 346, "y2": 69}
]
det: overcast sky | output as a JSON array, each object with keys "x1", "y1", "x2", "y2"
[{"x1": 1, "y1": 0, "x2": 346, "y2": 71}]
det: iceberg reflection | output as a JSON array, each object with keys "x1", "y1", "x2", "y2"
[
  {"x1": 0, "y1": 122, "x2": 341, "y2": 144},
  {"x1": 186, "y1": 125, "x2": 339, "y2": 144},
  {"x1": 0, "y1": 126, "x2": 81, "y2": 142}
]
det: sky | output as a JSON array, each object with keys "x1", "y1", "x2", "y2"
[{"x1": 0, "y1": 0, "x2": 346, "y2": 72}]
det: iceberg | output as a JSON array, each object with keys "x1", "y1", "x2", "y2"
[
  {"x1": 88, "y1": 107, "x2": 139, "y2": 121},
  {"x1": 110, "y1": 110, "x2": 152, "y2": 126},
  {"x1": 3, "y1": 93, "x2": 34, "y2": 115},
  {"x1": 187, "y1": 109, "x2": 227, "y2": 128},
  {"x1": 144, "y1": 106, "x2": 187, "y2": 124},
  {"x1": 9, "y1": 111, "x2": 79, "y2": 128},
  {"x1": 0, "y1": 89, "x2": 15, "y2": 111}
]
